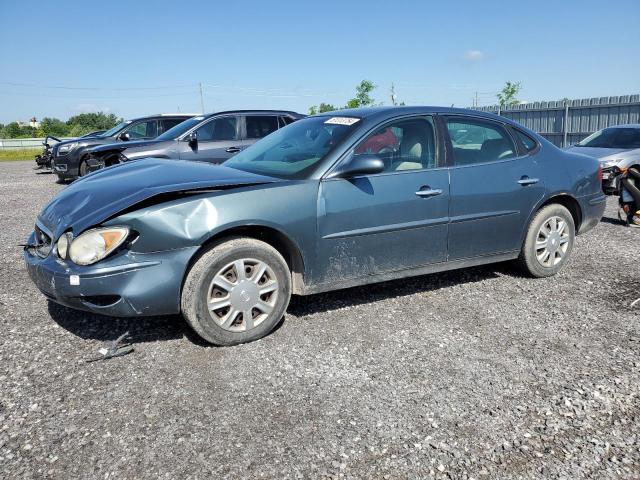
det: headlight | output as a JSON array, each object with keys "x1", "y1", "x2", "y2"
[
  {"x1": 56, "y1": 232, "x2": 72, "y2": 259},
  {"x1": 68, "y1": 227, "x2": 130, "y2": 265},
  {"x1": 58, "y1": 142, "x2": 78, "y2": 155}
]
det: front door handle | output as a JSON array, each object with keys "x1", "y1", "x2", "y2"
[
  {"x1": 415, "y1": 187, "x2": 443, "y2": 198},
  {"x1": 226, "y1": 146, "x2": 241, "y2": 153},
  {"x1": 518, "y1": 176, "x2": 539, "y2": 186}
]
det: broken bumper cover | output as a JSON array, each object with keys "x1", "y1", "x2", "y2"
[{"x1": 24, "y1": 239, "x2": 199, "y2": 317}]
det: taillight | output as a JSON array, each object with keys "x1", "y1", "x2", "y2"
[{"x1": 597, "y1": 164, "x2": 603, "y2": 182}]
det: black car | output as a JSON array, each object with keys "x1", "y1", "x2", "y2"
[
  {"x1": 51, "y1": 113, "x2": 195, "y2": 181},
  {"x1": 86, "y1": 110, "x2": 304, "y2": 171}
]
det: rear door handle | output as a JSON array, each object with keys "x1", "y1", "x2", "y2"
[
  {"x1": 518, "y1": 176, "x2": 539, "y2": 186},
  {"x1": 226, "y1": 146, "x2": 241, "y2": 153},
  {"x1": 415, "y1": 188, "x2": 443, "y2": 198}
]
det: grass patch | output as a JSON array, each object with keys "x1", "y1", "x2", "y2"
[{"x1": 0, "y1": 148, "x2": 42, "y2": 162}]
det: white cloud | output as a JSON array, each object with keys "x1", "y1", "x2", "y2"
[{"x1": 464, "y1": 50, "x2": 485, "y2": 62}]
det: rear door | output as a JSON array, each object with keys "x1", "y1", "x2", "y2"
[
  {"x1": 241, "y1": 114, "x2": 280, "y2": 150},
  {"x1": 317, "y1": 115, "x2": 449, "y2": 282},
  {"x1": 179, "y1": 115, "x2": 243, "y2": 164},
  {"x1": 445, "y1": 116, "x2": 545, "y2": 260}
]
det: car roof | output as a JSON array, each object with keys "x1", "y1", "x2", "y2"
[
  {"x1": 311, "y1": 106, "x2": 538, "y2": 132},
  {"x1": 315, "y1": 105, "x2": 506, "y2": 120},
  {"x1": 195, "y1": 110, "x2": 305, "y2": 120},
  {"x1": 601, "y1": 124, "x2": 640, "y2": 129},
  {"x1": 127, "y1": 113, "x2": 197, "y2": 122}
]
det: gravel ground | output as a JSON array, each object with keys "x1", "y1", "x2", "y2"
[{"x1": 1, "y1": 160, "x2": 639, "y2": 479}]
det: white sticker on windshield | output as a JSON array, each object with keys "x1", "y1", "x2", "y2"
[{"x1": 324, "y1": 117, "x2": 360, "y2": 126}]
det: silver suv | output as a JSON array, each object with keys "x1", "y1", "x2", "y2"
[{"x1": 566, "y1": 124, "x2": 640, "y2": 194}]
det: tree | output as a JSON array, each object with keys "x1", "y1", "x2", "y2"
[
  {"x1": 346, "y1": 80, "x2": 377, "y2": 108},
  {"x1": 0, "y1": 122, "x2": 36, "y2": 138},
  {"x1": 66, "y1": 112, "x2": 120, "y2": 134},
  {"x1": 39, "y1": 117, "x2": 70, "y2": 137},
  {"x1": 497, "y1": 81, "x2": 522, "y2": 107},
  {"x1": 308, "y1": 102, "x2": 336, "y2": 115}
]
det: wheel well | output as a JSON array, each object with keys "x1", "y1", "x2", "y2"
[
  {"x1": 539, "y1": 195, "x2": 582, "y2": 230},
  {"x1": 188, "y1": 226, "x2": 306, "y2": 294}
]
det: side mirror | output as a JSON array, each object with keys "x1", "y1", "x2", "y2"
[
  {"x1": 328, "y1": 154, "x2": 385, "y2": 179},
  {"x1": 187, "y1": 131, "x2": 198, "y2": 148},
  {"x1": 119, "y1": 132, "x2": 130, "y2": 141}
]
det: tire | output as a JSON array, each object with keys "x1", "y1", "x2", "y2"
[
  {"x1": 78, "y1": 157, "x2": 89, "y2": 177},
  {"x1": 181, "y1": 237, "x2": 291, "y2": 346},
  {"x1": 518, "y1": 204, "x2": 575, "y2": 278}
]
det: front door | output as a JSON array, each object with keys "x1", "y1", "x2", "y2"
[
  {"x1": 444, "y1": 116, "x2": 545, "y2": 260},
  {"x1": 316, "y1": 116, "x2": 449, "y2": 283},
  {"x1": 179, "y1": 115, "x2": 243, "y2": 164}
]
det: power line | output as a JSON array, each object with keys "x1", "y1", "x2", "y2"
[
  {"x1": 0, "y1": 81, "x2": 196, "y2": 91},
  {"x1": 0, "y1": 90, "x2": 200, "y2": 99}
]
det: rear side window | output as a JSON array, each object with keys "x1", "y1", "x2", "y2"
[
  {"x1": 160, "y1": 118, "x2": 186, "y2": 134},
  {"x1": 196, "y1": 117, "x2": 238, "y2": 141},
  {"x1": 446, "y1": 118, "x2": 516, "y2": 166},
  {"x1": 279, "y1": 115, "x2": 296, "y2": 127},
  {"x1": 246, "y1": 116, "x2": 279, "y2": 139},
  {"x1": 514, "y1": 129, "x2": 538, "y2": 152}
]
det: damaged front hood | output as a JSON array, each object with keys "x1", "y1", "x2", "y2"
[{"x1": 39, "y1": 158, "x2": 280, "y2": 238}]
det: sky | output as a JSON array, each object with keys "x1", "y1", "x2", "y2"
[{"x1": 0, "y1": 0, "x2": 639, "y2": 123}]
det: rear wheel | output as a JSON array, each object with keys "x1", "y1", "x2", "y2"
[
  {"x1": 181, "y1": 237, "x2": 291, "y2": 346},
  {"x1": 518, "y1": 204, "x2": 575, "y2": 278}
]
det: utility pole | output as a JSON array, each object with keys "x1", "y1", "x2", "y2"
[
  {"x1": 390, "y1": 83, "x2": 397, "y2": 106},
  {"x1": 199, "y1": 82, "x2": 205, "y2": 113},
  {"x1": 474, "y1": 91, "x2": 479, "y2": 108}
]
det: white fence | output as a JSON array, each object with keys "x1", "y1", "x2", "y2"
[{"x1": 0, "y1": 137, "x2": 74, "y2": 150}]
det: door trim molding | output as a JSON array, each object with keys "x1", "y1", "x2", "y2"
[{"x1": 322, "y1": 216, "x2": 449, "y2": 239}]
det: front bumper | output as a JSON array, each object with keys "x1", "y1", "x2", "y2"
[
  {"x1": 25, "y1": 237, "x2": 199, "y2": 317},
  {"x1": 52, "y1": 153, "x2": 79, "y2": 180}
]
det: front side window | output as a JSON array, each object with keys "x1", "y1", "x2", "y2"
[
  {"x1": 447, "y1": 118, "x2": 515, "y2": 166},
  {"x1": 224, "y1": 116, "x2": 358, "y2": 179},
  {"x1": 245, "y1": 115, "x2": 279, "y2": 139},
  {"x1": 196, "y1": 117, "x2": 238, "y2": 141},
  {"x1": 127, "y1": 120, "x2": 158, "y2": 139},
  {"x1": 352, "y1": 117, "x2": 436, "y2": 172},
  {"x1": 100, "y1": 121, "x2": 131, "y2": 138}
]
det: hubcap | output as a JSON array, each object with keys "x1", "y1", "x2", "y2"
[
  {"x1": 207, "y1": 258, "x2": 278, "y2": 332},
  {"x1": 535, "y1": 216, "x2": 570, "y2": 267}
]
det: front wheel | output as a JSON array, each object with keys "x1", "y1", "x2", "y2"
[
  {"x1": 181, "y1": 237, "x2": 291, "y2": 346},
  {"x1": 518, "y1": 204, "x2": 575, "y2": 278},
  {"x1": 78, "y1": 157, "x2": 89, "y2": 177}
]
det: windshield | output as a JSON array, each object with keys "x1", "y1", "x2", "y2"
[
  {"x1": 576, "y1": 127, "x2": 640, "y2": 149},
  {"x1": 156, "y1": 116, "x2": 207, "y2": 140},
  {"x1": 99, "y1": 121, "x2": 131, "y2": 138},
  {"x1": 225, "y1": 116, "x2": 359, "y2": 179}
]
